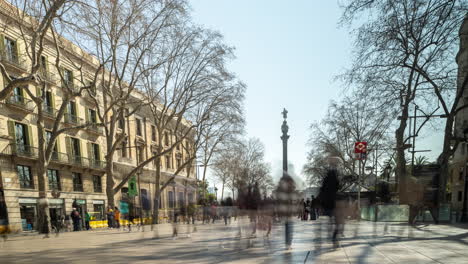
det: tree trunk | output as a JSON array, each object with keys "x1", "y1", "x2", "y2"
[
  {"x1": 395, "y1": 106, "x2": 409, "y2": 204},
  {"x1": 221, "y1": 181, "x2": 225, "y2": 201},
  {"x1": 106, "y1": 162, "x2": 115, "y2": 208},
  {"x1": 152, "y1": 157, "x2": 161, "y2": 225},
  {"x1": 36, "y1": 119, "x2": 50, "y2": 234}
]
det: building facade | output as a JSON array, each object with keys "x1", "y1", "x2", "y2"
[
  {"x1": 0, "y1": 2, "x2": 196, "y2": 232},
  {"x1": 448, "y1": 14, "x2": 468, "y2": 220}
]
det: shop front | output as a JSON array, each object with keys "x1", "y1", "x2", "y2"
[
  {"x1": 19, "y1": 198, "x2": 37, "y2": 231},
  {"x1": 72, "y1": 199, "x2": 87, "y2": 229},
  {"x1": 49, "y1": 198, "x2": 64, "y2": 229}
]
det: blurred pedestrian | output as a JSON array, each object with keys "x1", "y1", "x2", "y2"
[
  {"x1": 211, "y1": 203, "x2": 217, "y2": 224},
  {"x1": 71, "y1": 208, "x2": 81, "y2": 231},
  {"x1": 85, "y1": 210, "x2": 91, "y2": 230},
  {"x1": 107, "y1": 207, "x2": 114, "y2": 228},
  {"x1": 318, "y1": 169, "x2": 341, "y2": 248},
  {"x1": 311, "y1": 195, "x2": 320, "y2": 220},
  {"x1": 275, "y1": 173, "x2": 297, "y2": 250},
  {"x1": 114, "y1": 207, "x2": 121, "y2": 229}
]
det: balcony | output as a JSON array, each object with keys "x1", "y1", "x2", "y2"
[
  {"x1": 38, "y1": 69, "x2": 57, "y2": 85},
  {"x1": 42, "y1": 105, "x2": 56, "y2": 119},
  {"x1": 0, "y1": 51, "x2": 27, "y2": 71},
  {"x1": 86, "y1": 123, "x2": 103, "y2": 135},
  {"x1": 1, "y1": 144, "x2": 105, "y2": 171},
  {"x1": 61, "y1": 80, "x2": 77, "y2": 93},
  {"x1": 6, "y1": 95, "x2": 35, "y2": 112},
  {"x1": 64, "y1": 113, "x2": 84, "y2": 126}
]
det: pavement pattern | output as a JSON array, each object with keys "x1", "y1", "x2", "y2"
[{"x1": 1, "y1": 217, "x2": 467, "y2": 264}]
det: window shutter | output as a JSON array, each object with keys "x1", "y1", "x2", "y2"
[
  {"x1": 44, "y1": 55, "x2": 50, "y2": 72},
  {"x1": 65, "y1": 137, "x2": 71, "y2": 158},
  {"x1": 27, "y1": 125, "x2": 34, "y2": 147},
  {"x1": 78, "y1": 139, "x2": 83, "y2": 157},
  {"x1": 35, "y1": 86, "x2": 42, "y2": 98},
  {"x1": 0, "y1": 34, "x2": 4, "y2": 54},
  {"x1": 7, "y1": 120, "x2": 15, "y2": 142},
  {"x1": 85, "y1": 108, "x2": 89, "y2": 123},
  {"x1": 96, "y1": 144, "x2": 101, "y2": 161},
  {"x1": 56, "y1": 135, "x2": 61, "y2": 153},
  {"x1": 87, "y1": 142, "x2": 92, "y2": 160},
  {"x1": 51, "y1": 92, "x2": 55, "y2": 109}
]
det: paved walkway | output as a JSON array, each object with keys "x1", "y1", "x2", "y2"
[{"x1": 1, "y1": 218, "x2": 467, "y2": 263}]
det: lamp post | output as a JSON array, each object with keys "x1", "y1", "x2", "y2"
[{"x1": 280, "y1": 108, "x2": 289, "y2": 175}]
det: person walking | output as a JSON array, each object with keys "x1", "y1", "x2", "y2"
[
  {"x1": 71, "y1": 208, "x2": 81, "y2": 231},
  {"x1": 85, "y1": 211, "x2": 91, "y2": 230},
  {"x1": 114, "y1": 207, "x2": 121, "y2": 229},
  {"x1": 275, "y1": 173, "x2": 297, "y2": 250},
  {"x1": 318, "y1": 169, "x2": 341, "y2": 248},
  {"x1": 311, "y1": 195, "x2": 320, "y2": 220},
  {"x1": 106, "y1": 207, "x2": 114, "y2": 228},
  {"x1": 211, "y1": 203, "x2": 217, "y2": 224}
]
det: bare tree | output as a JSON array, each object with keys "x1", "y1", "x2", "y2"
[
  {"x1": 66, "y1": 0, "x2": 189, "y2": 208},
  {"x1": 303, "y1": 94, "x2": 395, "y2": 190},
  {"x1": 339, "y1": 0, "x2": 467, "y2": 203}
]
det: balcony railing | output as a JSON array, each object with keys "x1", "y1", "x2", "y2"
[
  {"x1": 64, "y1": 113, "x2": 84, "y2": 126},
  {"x1": 43, "y1": 105, "x2": 56, "y2": 118},
  {"x1": 38, "y1": 69, "x2": 57, "y2": 84},
  {"x1": 86, "y1": 123, "x2": 103, "y2": 134},
  {"x1": 1, "y1": 144, "x2": 105, "y2": 170},
  {"x1": 6, "y1": 95, "x2": 35, "y2": 112},
  {"x1": 61, "y1": 80, "x2": 76, "y2": 91},
  {"x1": 8, "y1": 144, "x2": 38, "y2": 158},
  {"x1": 0, "y1": 51, "x2": 27, "y2": 70}
]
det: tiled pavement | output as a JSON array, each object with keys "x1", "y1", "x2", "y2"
[{"x1": 1, "y1": 218, "x2": 467, "y2": 263}]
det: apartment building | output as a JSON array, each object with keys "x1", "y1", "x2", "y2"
[
  {"x1": 448, "y1": 15, "x2": 468, "y2": 220},
  {"x1": 0, "y1": 2, "x2": 196, "y2": 232}
]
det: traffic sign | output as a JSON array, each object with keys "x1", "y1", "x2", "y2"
[{"x1": 354, "y1": 142, "x2": 367, "y2": 154}]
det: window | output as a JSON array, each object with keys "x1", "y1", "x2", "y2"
[
  {"x1": 44, "y1": 91, "x2": 54, "y2": 115},
  {"x1": 178, "y1": 192, "x2": 184, "y2": 208},
  {"x1": 63, "y1": 68, "x2": 73, "y2": 87},
  {"x1": 72, "y1": 172, "x2": 83, "y2": 192},
  {"x1": 13, "y1": 87, "x2": 24, "y2": 103},
  {"x1": 188, "y1": 193, "x2": 194, "y2": 204},
  {"x1": 136, "y1": 118, "x2": 142, "y2": 136},
  {"x1": 15, "y1": 122, "x2": 28, "y2": 146},
  {"x1": 460, "y1": 168, "x2": 464, "y2": 181},
  {"x1": 70, "y1": 138, "x2": 81, "y2": 162},
  {"x1": 458, "y1": 191, "x2": 463, "y2": 202},
  {"x1": 4, "y1": 37, "x2": 18, "y2": 62},
  {"x1": 47, "y1": 169, "x2": 60, "y2": 191},
  {"x1": 93, "y1": 175, "x2": 102, "y2": 193},
  {"x1": 45, "y1": 131, "x2": 58, "y2": 154},
  {"x1": 17, "y1": 165, "x2": 33, "y2": 189},
  {"x1": 168, "y1": 191, "x2": 174, "y2": 208},
  {"x1": 165, "y1": 155, "x2": 171, "y2": 169},
  {"x1": 91, "y1": 143, "x2": 100, "y2": 161},
  {"x1": 151, "y1": 125, "x2": 156, "y2": 141},
  {"x1": 66, "y1": 101, "x2": 78, "y2": 124},
  {"x1": 88, "y1": 108, "x2": 97, "y2": 124}
]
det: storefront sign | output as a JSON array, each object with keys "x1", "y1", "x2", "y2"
[
  {"x1": 18, "y1": 198, "x2": 37, "y2": 204},
  {"x1": 93, "y1": 200, "x2": 104, "y2": 205},
  {"x1": 76, "y1": 199, "x2": 86, "y2": 205},
  {"x1": 49, "y1": 199, "x2": 63, "y2": 204}
]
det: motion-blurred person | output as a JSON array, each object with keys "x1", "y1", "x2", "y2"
[
  {"x1": 114, "y1": 207, "x2": 121, "y2": 229},
  {"x1": 211, "y1": 202, "x2": 217, "y2": 224},
  {"x1": 85, "y1": 210, "x2": 91, "y2": 230},
  {"x1": 311, "y1": 195, "x2": 320, "y2": 220},
  {"x1": 71, "y1": 208, "x2": 81, "y2": 231},
  {"x1": 107, "y1": 207, "x2": 114, "y2": 228},
  {"x1": 276, "y1": 173, "x2": 297, "y2": 250},
  {"x1": 318, "y1": 169, "x2": 341, "y2": 248},
  {"x1": 187, "y1": 203, "x2": 196, "y2": 225},
  {"x1": 202, "y1": 202, "x2": 210, "y2": 224}
]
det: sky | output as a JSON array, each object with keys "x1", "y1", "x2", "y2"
[
  {"x1": 190, "y1": 0, "x2": 352, "y2": 185},
  {"x1": 190, "y1": 0, "x2": 444, "y2": 188}
]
